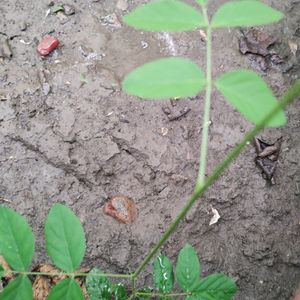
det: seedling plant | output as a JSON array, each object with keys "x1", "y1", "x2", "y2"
[{"x1": 1, "y1": 0, "x2": 300, "y2": 299}]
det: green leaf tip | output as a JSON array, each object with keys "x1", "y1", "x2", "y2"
[
  {"x1": 0, "y1": 207, "x2": 35, "y2": 271},
  {"x1": 45, "y1": 203, "x2": 86, "y2": 272},
  {"x1": 215, "y1": 70, "x2": 286, "y2": 127},
  {"x1": 122, "y1": 57, "x2": 206, "y2": 99},
  {"x1": 86, "y1": 268, "x2": 111, "y2": 300},
  {"x1": 190, "y1": 274, "x2": 237, "y2": 300},
  {"x1": 153, "y1": 253, "x2": 174, "y2": 293},
  {"x1": 47, "y1": 278, "x2": 84, "y2": 300},
  {"x1": 176, "y1": 244, "x2": 201, "y2": 292},
  {"x1": 113, "y1": 283, "x2": 127, "y2": 300},
  {"x1": 0, "y1": 276, "x2": 33, "y2": 300},
  {"x1": 212, "y1": 0, "x2": 284, "y2": 28},
  {"x1": 123, "y1": 0, "x2": 206, "y2": 32}
]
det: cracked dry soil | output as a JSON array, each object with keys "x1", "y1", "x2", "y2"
[{"x1": 0, "y1": 0, "x2": 300, "y2": 299}]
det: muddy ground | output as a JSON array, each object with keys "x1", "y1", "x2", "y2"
[{"x1": 0, "y1": 0, "x2": 300, "y2": 299}]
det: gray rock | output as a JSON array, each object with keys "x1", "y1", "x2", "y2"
[
  {"x1": 0, "y1": 38, "x2": 12, "y2": 59},
  {"x1": 64, "y1": 4, "x2": 76, "y2": 16}
]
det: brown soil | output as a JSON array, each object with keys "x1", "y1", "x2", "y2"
[{"x1": 0, "y1": 0, "x2": 299, "y2": 299}]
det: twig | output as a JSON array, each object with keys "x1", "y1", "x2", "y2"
[{"x1": 0, "y1": 196, "x2": 13, "y2": 203}]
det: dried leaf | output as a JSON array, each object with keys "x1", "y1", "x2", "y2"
[
  {"x1": 75, "y1": 278, "x2": 89, "y2": 300},
  {"x1": 81, "y1": 284, "x2": 89, "y2": 300},
  {"x1": 253, "y1": 137, "x2": 282, "y2": 182},
  {"x1": 33, "y1": 264, "x2": 66, "y2": 284},
  {"x1": 33, "y1": 276, "x2": 51, "y2": 300},
  {"x1": 246, "y1": 53, "x2": 268, "y2": 72},
  {"x1": 209, "y1": 207, "x2": 220, "y2": 225},
  {"x1": 75, "y1": 267, "x2": 90, "y2": 286},
  {"x1": 0, "y1": 256, "x2": 13, "y2": 281},
  {"x1": 199, "y1": 29, "x2": 207, "y2": 42},
  {"x1": 239, "y1": 28, "x2": 276, "y2": 56},
  {"x1": 103, "y1": 196, "x2": 138, "y2": 224},
  {"x1": 238, "y1": 28, "x2": 283, "y2": 71},
  {"x1": 31, "y1": 265, "x2": 89, "y2": 300},
  {"x1": 288, "y1": 40, "x2": 298, "y2": 56},
  {"x1": 255, "y1": 157, "x2": 277, "y2": 180}
]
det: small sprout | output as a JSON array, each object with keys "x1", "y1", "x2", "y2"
[
  {"x1": 80, "y1": 73, "x2": 88, "y2": 86},
  {"x1": 52, "y1": 3, "x2": 64, "y2": 14}
]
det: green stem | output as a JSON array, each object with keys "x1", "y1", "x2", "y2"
[
  {"x1": 11, "y1": 270, "x2": 132, "y2": 279},
  {"x1": 131, "y1": 276, "x2": 137, "y2": 298},
  {"x1": 136, "y1": 291, "x2": 189, "y2": 297},
  {"x1": 133, "y1": 79, "x2": 300, "y2": 278},
  {"x1": 197, "y1": 8, "x2": 212, "y2": 188}
]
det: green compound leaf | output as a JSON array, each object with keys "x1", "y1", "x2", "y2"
[
  {"x1": 123, "y1": 0, "x2": 206, "y2": 32},
  {"x1": 153, "y1": 253, "x2": 174, "y2": 293},
  {"x1": 211, "y1": 0, "x2": 283, "y2": 28},
  {"x1": 113, "y1": 283, "x2": 127, "y2": 300},
  {"x1": 0, "y1": 207, "x2": 35, "y2": 271},
  {"x1": 45, "y1": 204, "x2": 86, "y2": 272},
  {"x1": 86, "y1": 268, "x2": 111, "y2": 300},
  {"x1": 123, "y1": 57, "x2": 206, "y2": 99},
  {"x1": 47, "y1": 278, "x2": 84, "y2": 300},
  {"x1": 0, "y1": 276, "x2": 32, "y2": 300},
  {"x1": 215, "y1": 70, "x2": 286, "y2": 127},
  {"x1": 176, "y1": 244, "x2": 200, "y2": 292},
  {"x1": 187, "y1": 274, "x2": 237, "y2": 300}
]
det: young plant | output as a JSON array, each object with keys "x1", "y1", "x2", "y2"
[
  {"x1": 0, "y1": 204, "x2": 236, "y2": 299},
  {"x1": 122, "y1": 0, "x2": 285, "y2": 189},
  {"x1": 1, "y1": 0, "x2": 300, "y2": 299}
]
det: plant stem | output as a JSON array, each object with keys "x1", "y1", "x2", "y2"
[
  {"x1": 133, "y1": 79, "x2": 300, "y2": 278},
  {"x1": 197, "y1": 8, "x2": 212, "y2": 188},
  {"x1": 131, "y1": 276, "x2": 137, "y2": 298},
  {"x1": 136, "y1": 291, "x2": 189, "y2": 297},
  {"x1": 12, "y1": 270, "x2": 133, "y2": 279}
]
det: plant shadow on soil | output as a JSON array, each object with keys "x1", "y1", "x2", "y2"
[{"x1": 0, "y1": 0, "x2": 300, "y2": 299}]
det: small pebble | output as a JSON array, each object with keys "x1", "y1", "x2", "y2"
[
  {"x1": 37, "y1": 36, "x2": 59, "y2": 56},
  {"x1": 0, "y1": 38, "x2": 13, "y2": 59},
  {"x1": 42, "y1": 83, "x2": 51, "y2": 96},
  {"x1": 19, "y1": 21, "x2": 27, "y2": 31},
  {"x1": 64, "y1": 4, "x2": 75, "y2": 15},
  {"x1": 161, "y1": 127, "x2": 168, "y2": 136},
  {"x1": 117, "y1": 0, "x2": 128, "y2": 10},
  {"x1": 141, "y1": 41, "x2": 149, "y2": 49},
  {"x1": 101, "y1": 13, "x2": 122, "y2": 28},
  {"x1": 0, "y1": 94, "x2": 7, "y2": 101},
  {"x1": 162, "y1": 106, "x2": 171, "y2": 115}
]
